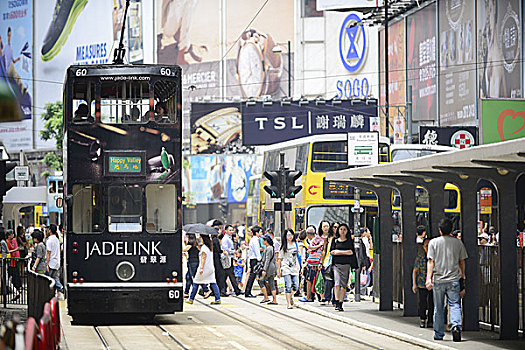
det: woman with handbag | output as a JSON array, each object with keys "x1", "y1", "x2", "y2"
[
  {"x1": 186, "y1": 234, "x2": 221, "y2": 305},
  {"x1": 258, "y1": 234, "x2": 278, "y2": 305},
  {"x1": 278, "y1": 229, "x2": 300, "y2": 309},
  {"x1": 331, "y1": 223, "x2": 357, "y2": 312}
]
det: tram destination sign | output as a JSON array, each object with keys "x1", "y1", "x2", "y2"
[
  {"x1": 104, "y1": 151, "x2": 146, "y2": 176},
  {"x1": 323, "y1": 179, "x2": 376, "y2": 200}
]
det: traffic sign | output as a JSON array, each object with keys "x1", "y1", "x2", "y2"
[
  {"x1": 14, "y1": 166, "x2": 29, "y2": 181},
  {"x1": 351, "y1": 207, "x2": 364, "y2": 213}
]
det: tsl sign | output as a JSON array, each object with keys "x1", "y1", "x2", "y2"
[{"x1": 481, "y1": 99, "x2": 525, "y2": 144}]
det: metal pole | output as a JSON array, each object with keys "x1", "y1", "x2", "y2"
[
  {"x1": 279, "y1": 153, "x2": 286, "y2": 237},
  {"x1": 407, "y1": 85, "x2": 412, "y2": 144},
  {"x1": 353, "y1": 188, "x2": 361, "y2": 302},
  {"x1": 385, "y1": 1, "x2": 389, "y2": 140},
  {"x1": 288, "y1": 40, "x2": 292, "y2": 97}
]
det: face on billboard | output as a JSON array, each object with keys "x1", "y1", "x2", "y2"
[{"x1": 477, "y1": 0, "x2": 521, "y2": 99}]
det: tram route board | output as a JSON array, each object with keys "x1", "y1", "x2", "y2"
[{"x1": 323, "y1": 180, "x2": 375, "y2": 200}]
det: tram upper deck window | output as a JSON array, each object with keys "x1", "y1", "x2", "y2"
[
  {"x1": 72, "y1": 81, "x2": 96, "y2": 124},
  {"x1": 100, "y1": 81, "x2": 150, "y2": 124},
  {"x1": 108, "y1": 185, "x2": 142, "y2": 233},
  {"x1": 146, "y1": 184, "x2": 177, "y2": 233},
  {"x1": 153, "y1": 80, "x2": 177, "y2": 123},
  {"x1": 72, "y1": 184, "x2": 104, "y2": 233},
  {"x1": 312, "y1": 141, "x2": 347, "y2": 172}
]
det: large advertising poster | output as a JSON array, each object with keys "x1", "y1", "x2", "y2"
[
  {"x1": 325, "y1": 11, "x2": 379, "y2": 102},
  {"x1": 407, "y1": 3, "x2": 437, "y2": 122},
  {"x1": 34, "y1": 0, "x2": 143, "y2": 149},
  {"x1": 438, "y1": 0, "x2": 476, "y2": 126},
  {"x1": 157, "y1": 0, "x2": 294, "y2": 106},
  {"x1": 0, "y1": 0, "x2": 33, "y2": 151},
  {"x1": 481, "y1": 99, "x2": 525, "y2": 144},
  {"x1": 477, "y1": 0, "x2": 522, "y2": 99},
  {"x1": 379, "y1": 19, "x2": 406, "y2": 143}
]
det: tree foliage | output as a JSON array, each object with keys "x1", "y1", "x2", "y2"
[{"x1": 40, "y1": 101, "x2": 63, "y2": 173}]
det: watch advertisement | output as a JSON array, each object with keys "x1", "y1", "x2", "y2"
[
  {"x1": 419, "y1": 126, "x2": 477, "y2": 149},
  {"x1": 407, "y1": 3, "x2": 437, "y2": 122},
  {"x1": 379, "y1": 19, "x2": 406, "y2": 143},
  {"x1": 0, "y1": 0, "x2": 33, "y2": 151},
  {"x1": 438, "y1": 0, "x2": 476, "y2": 126},
  {"x1": 242, "y1": 99, "x2": 375, "y2": 146},
  {"x1": 157, "y1": 0, "x2": 293, "y2": 100},
  {"x1": 191, "y1": 102, "x2": 255, "y2": 155},
  {"x1": 477, "y1": 0, "x2": 522, "y2": 99},
  {"x1": 481, "y1": 98, "x2": 525, "y2": 144}
]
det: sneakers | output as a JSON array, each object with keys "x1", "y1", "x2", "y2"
[
  {"x1": 420, "y1": 320, "x2": 426, "y2": 328},
  {"x1": 41, "y1": 0, "x2": 88, "y2": 62},
  {"x1": 185, "y1": 299, "x2": 194, "y2": 305},
  {"x1": 452, "y1": 326, "x2": 461, "y2": 342},
  {"x1": 210, "y1": 300, "x2": 221, "y2": 305},
  {"x1": 298, "y1": 297, "x2": 314, "y2": 302}
]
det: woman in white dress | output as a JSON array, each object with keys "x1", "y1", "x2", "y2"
[{"x1": 186, "y1": 234, "x2": 221, "y2": 304}]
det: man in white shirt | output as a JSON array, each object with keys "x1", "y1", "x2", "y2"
[
  {"x1": 46, "y1": 224, "x2": 63, "y2": 292},
  {"x1": 244, "y1": 225, "x2": 263, "y2": 298}
]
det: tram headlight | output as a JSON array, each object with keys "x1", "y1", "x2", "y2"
[
  {"x1": 72, "y1": 271, "x2": 78, "y2": 277},
  {"x1": 172, "y1": 271, "x2": 177, "y2": 277},
  {"x1": 115, "y1": 261, "x2": 136, "y2": 281}
]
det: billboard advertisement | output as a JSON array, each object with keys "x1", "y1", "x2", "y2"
[
  {"x1": 481, "y1": 99, "x2": 525, "y2": 144},
  {"x1": 224, "y1": 154, "x2": 262, "y2": 203},
  {"x1": 419, "y1": 126, "x2": 477, "y2": 149},
  {"x1": 317, "y1": 0, "x2": 384, "y2": 10},
  {"x1": 477, "y1": 0, "x2": 521, "y2": 99},
  {"x1": 34, "y1": 0, "x2": 144, "y2": 149},
  {"x1": 157, "y1": 0, "x2": 294, "y2": 112},
  {"x1": 0, "y1": 0, "x2": 33, "y2": 151},
  {"x1": 379, "y1": 19, "x2": 406, "y2": 143},
  {"x1": 407, "y1": 3, "x2": 437, "y2": 122},
  {"x1": 438, "y1": 0, "x2": 476, "y2": 126},
  {"x1": 190, "y1": 102, "x2": 256, "y2": 155},
  {"x1": 242, "y1": 100, "x2": 376, "y2": 145},
  {"x1": 326, "y1": 11, "x2": 379, "y2": 101}
]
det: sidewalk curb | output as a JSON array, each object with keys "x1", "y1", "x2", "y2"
[{"x1": 294, "y1": 303, "x2": 455, "y2": 350}]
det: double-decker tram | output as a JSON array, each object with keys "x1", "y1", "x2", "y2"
[{"x1": 63, "y1": 64, "x2": 183, "y2": 320}]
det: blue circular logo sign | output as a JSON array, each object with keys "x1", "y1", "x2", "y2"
[{"x1": 339, "y1": 13, "x2": 367, "y2": 73}]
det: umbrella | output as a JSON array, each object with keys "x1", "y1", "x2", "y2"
[{"x1": 183, "y1": 223, "x2": 219, "y2": 235}]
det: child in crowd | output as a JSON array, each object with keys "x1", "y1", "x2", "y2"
[{"x1": 233, "y1": 249, "x2": 245, "y2": 289}]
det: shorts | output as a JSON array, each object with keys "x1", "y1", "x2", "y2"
[
  {"x1": 258, "y1": 275, "x2": 276, "y2": 291},
  {"x1": 283, "y1": 274, "x2": 299, "y2": 293},
  {"x1": 334, "y1": 264, "x2": 351, "y2": 287},
  {"x1": 305, "y1": 265, "x2": 319, "y2": 282}
]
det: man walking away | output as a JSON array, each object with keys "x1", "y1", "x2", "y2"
[
  {"x1": 426, "y1": 218, "x2": 467, "y2": 342},
  {"x1": 245, "y1": 225, "x2": 263, "y2": 297},
  {"x1": 46, "y1": 224, "x2": 64, "y2": 293}
]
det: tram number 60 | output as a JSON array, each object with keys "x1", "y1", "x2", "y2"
[
  {"x1": 160, "y1": 67, "x2": 172, "y2": 76},
  {"x1": 168, "y1": 290, "x2": 180, "y2": 300}
]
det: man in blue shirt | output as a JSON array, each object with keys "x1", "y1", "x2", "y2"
[
  {"x1": 244, "y1": 225, "x2": 263, "y2": 297},
  {"x1": 221, "y1": 224, "x2": 242, "y2": 296}
]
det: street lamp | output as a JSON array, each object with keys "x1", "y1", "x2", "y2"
[{"x1": 272, "y1": 41, "x2": 292, "y2": 97}]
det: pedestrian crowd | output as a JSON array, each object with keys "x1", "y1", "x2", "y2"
[
  {"x1": 183, "y1": 220, "x2": 374, "y2": 312},
  {"x1": 0, "y1": 223, "x2": 64, "y2": 301}
]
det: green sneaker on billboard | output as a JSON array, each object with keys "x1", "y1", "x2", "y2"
[{"x1": 41, "y1": 0, "x2": 88, "y2": 62}]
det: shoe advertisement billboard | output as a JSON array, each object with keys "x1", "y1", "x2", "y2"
[
  {"x1": 379, "y1": 19, "x2": 406, "y2": 144},
  {"x1": 34, "y1": 0, "x2": 147, "y2": 149},
  {"x1": 157, "y1": 0, "x2": 294, "y2": 111},
  {"x1": 438, "y1": 0, "x2": 476, "y2": 126},
  {"x1": 407, "y1": 3, "x2": 437, "y2": 122},
  {"x1": 477, "y1": 0, "x2": 521, "y2": 99},
  {"x1": 0, "y1": 0, "x2": 33, "y2": 151}
]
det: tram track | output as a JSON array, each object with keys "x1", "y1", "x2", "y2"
[
  {"x1": 194, "y1": 298, "x2": 311, "y2": 350},
  {"x1": 235, "y1": 296, "x2": 385, "y2": 349}
]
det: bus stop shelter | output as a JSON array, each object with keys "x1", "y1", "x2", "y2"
[
  {"x1": 2, "y1": 186, "x2": 47, "y2": 229},
  {"x1": 326, "y1": 137, "x2": 525, "y2": 340}
]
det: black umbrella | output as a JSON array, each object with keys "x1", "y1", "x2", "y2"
[{"x1": 183, "y1": 223, "x2": 219, "y2": 235}]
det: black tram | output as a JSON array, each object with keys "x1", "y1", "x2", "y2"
[{"x1": 63, "y1": 64, "x2": 183, "y2": 320}]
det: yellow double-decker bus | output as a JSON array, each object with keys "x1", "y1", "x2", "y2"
[{"x1": 258, "y1": 134, "x2": 390, "y2": 234}]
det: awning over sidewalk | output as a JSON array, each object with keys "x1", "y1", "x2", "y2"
[{"x1": 326, "y1": 138, "x2": 525, "y2": 340}]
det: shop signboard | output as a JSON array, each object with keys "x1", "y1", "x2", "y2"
[
  {"x1": 419, "y1": 126, "x2": 477, "y2": 149},
  {"x1": 481, "y1": 99, "x2": 525, "y2": 144}
]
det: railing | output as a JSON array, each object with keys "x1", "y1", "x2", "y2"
[
  {"x1": 478, "y1": 245, "x2": 500, "y2": 330},
  {"x1": 518, "y1": 246, "x2": 524, "y2": 334},
  {"x1": 27, "y1": 263, "x2": 56, "y2": 321},
  {"x1": 1, "y1": 257, "x2": 29, "y2": 307},
  {"x1": 392, "y1": 242, "x2": 403, "y2": 306}
]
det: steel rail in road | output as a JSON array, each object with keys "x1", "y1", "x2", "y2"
[
  {"x1": 235, "y1": 297, "x2": 384, "y2": 350},
  {"x1": 194, "y1": 298, "x2": 308, "y2": 350}
]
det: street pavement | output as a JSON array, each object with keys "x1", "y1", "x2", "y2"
[{"x1": 59, "y1": 293, "x2": 523, "y2": 349}]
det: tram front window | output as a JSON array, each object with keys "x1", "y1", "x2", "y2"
[
  {"x1": 72, "y1": 81, "x2": 96, "y2": 124},
  {"x1": 72, "y1": 184, "x2": 105, "y2": 233},
  {"x1": 146, "y1": 184, "x2": 177, "y2": 233},
  {"x1": 307, "y1": 206, "x2": 350, "y2": 229},
  {"x1": 108, "y1": 185, "x2": 142, "y2": 233},
  {"x1": 100, "y1": 81, "x2": 150, "y2": 124}
]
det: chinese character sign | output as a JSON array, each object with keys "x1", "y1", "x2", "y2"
[{"x1": 347, "y1": 132, "x2": 379, "y2": 166}]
